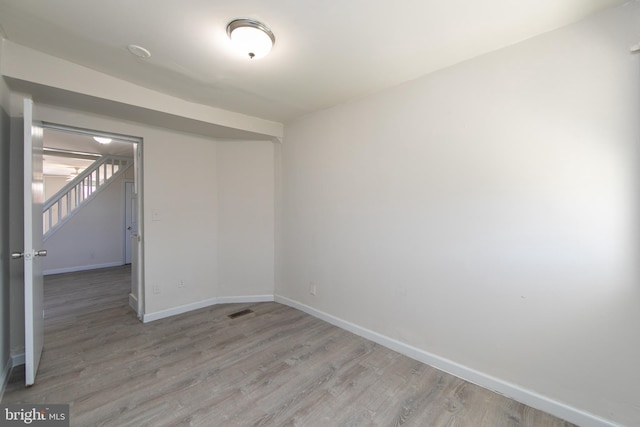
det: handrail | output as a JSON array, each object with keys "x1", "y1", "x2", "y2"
[
  {"x1": 43, "y1": 156, "x2": 132, "y2": 239},
  {"x1": 44, "y1": 155, "x2": 131, "y2": 211}
]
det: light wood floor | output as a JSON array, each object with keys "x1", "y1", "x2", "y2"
[{"x1": 4, "y1": 266, "x2": 575, "y2": 426}]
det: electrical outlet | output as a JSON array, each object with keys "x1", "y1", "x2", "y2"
[
  {"x1": 309, "y1": 282, "x2": 317, "y2": 296},
  {"x1": 153, "y1": 285, "x2": 161, "y2": 295}
]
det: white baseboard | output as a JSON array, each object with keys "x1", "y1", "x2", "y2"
[
  {"x1": 216, "y1": 295, "x2": 274, "y2": 304},
  {"x1": 143, "y1": 297, "x2": 219, "y2": 323},
  {"x1": 128, "y1": 293, "x2": 138, "y2": 312},
  {"x1": 274, "y1": 295, "x2": 621, "y2": 427},
  {"x1": 10, "y1": 353, "x2": 24, "y2": 367},
  {"x1": 142, "y1": 295, "x2": 274, "y2": 323},
  {"x1": 0, "y1": 357, "x2": 11, "y2": 401},
  {"x1": 44, "y1": 262, "x2": 123, "y2": 276}
]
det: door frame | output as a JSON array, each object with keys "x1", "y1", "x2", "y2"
[
  {"x1": 124, "y1": 180, "x2": 137, "y2": 265},
  {"x1": 39, "y1": 122, "x2": 145, "y2": 319}
]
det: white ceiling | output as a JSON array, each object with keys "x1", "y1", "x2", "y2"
[
  {"x1": 43, "y1": 128, "x2": 134, "y2": 177},
  {"x1": 0, "y1": 0, "x2": 628, "y2": 123}
]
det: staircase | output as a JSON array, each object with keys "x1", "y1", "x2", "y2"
[{"x1": 43, "y1": 156, "x2": 132, "y2": 240}]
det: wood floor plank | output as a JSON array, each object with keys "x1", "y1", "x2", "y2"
[{"x1": 3, "y1": 266, "x2": 576, "y2": 427}]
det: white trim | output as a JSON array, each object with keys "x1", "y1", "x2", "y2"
[
  {"x1": 10, "y1": 352, "x2": 24, "y2": 367},
  {"x1": 216, "y1": 295, "x2": 274, "y2": 304},
  {"x1": 274, "y1": 295, "x2": 621, "y2": 427},
  {"x1": 143, "y1": 295, "x2": 275, "y2": 323},
  {"x1": 44, "y1": 261, "x2": 123, "y2": 276},
  {"x1": 143, "y1": 297, "x2": 219, "y2": 323},
  {"x1": 0, "y1": 357, "x2": 12, "y2": 400},
  {"x1": 123, "y1": 179, "x2": 136, "y2": 265},
  {"x1": 128, "y1": 293, "x2": 138, "y2": 312}
]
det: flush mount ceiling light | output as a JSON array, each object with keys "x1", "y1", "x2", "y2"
[
  {"x1": 93, "y1": 136, "x2": 112, "y2": 144},
  {"x1": 226, "y1": 18, "x2": 275, "y2": 59}
]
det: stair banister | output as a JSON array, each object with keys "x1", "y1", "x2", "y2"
[{"x1": 43, "y1": 155, "x2": 132, "y2": 240}]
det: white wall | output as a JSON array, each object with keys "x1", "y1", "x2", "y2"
[
  {"x1": 217, "y1": 141, "x2": 275, "y2": 297},
  {"x1": 142, "y1": 127, "x2": 219, "y2": 313},
  {"x1": 280, "y1": 3, "x2": 640, "y2": 426},
  {"x1": 44, "y1": 175, "x2": 68, "y2": 201},
  {"x1": 42, "y1": 168, "x2": 134, "y2": 274}
]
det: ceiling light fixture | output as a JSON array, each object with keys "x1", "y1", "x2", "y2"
[
  {"x1": 93, "y1": 136, "x2": 112, "y2": 144},
  {"x1": 226, "y1": 18, "x2": 275, "y2": 59}
]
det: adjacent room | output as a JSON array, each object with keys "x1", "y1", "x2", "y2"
[{"x1": 0, "y1": 1, "x2": 639, "y2": 426}]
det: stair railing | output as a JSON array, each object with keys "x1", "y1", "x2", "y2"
[{"x1": 43, "y1": 156, "x2": 132, "y2": 240}]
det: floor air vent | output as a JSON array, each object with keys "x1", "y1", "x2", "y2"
[{"x1": 227, "y1": 309, "x2": 254, "y2": 319}]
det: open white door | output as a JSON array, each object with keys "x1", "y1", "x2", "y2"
[{"x1": 22, "y1": 98, "x2": 45, "y2": 386}]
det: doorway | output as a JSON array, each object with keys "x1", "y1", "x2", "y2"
[{"x1": 40, "y1": 122, "x2": 144, "y2": 319}]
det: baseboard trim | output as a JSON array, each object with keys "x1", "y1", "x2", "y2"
[
  {"x1": 0, "y1": 357, "x2": 12, "y2": 401},
  {"x1": 142, "y1": 295, "x2": 274, "y2": 323},
  {"x1": 274, "y1": 295, "x2": 621, "y2": 427},
  {"x1": 216, "y1": 295, "x2": 274, "y2": 304},
  {"x1": 128, "y1": 293, "x2": 138, "y2": 312},
  {"x1": 143, "y1": 297, "x2": 219, "y2": 323},
  {"x1": 44, "y1": 262, "x2": 123, "y2": 276},
  {"x1": 10, "y1": 353, "x2": 24, "y2": 367}
]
